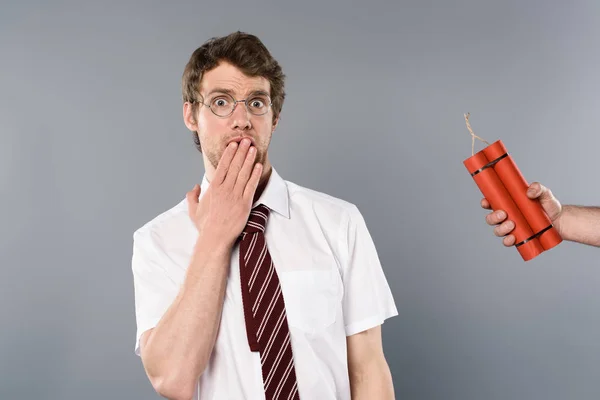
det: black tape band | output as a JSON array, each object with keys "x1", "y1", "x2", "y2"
[
  {"x1": 470, "y1": 153, "x2": 509, "y2": 177},
  {"x1": 515, "y1": 224, "x2": 554, "y2": 248}
]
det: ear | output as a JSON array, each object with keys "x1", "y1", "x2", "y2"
[
  {"x1": 272, "y1": 115, "x2": 279, "y2": 132},
  {"x1": 183, "y1": 102, "x2": 199, "y2": 132}
]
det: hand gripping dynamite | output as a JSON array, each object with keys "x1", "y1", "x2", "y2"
[{"x1": 462, "y1": 113, "x2": 562, "y2": 261}]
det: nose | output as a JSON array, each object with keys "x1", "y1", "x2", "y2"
[{"x1": 230, "y1": 100, "x2": 251, "y2": 131}]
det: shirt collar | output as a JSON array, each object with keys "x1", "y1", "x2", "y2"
[{"x1": 200, "y1": 166, "x2": 290, "y2": 219}]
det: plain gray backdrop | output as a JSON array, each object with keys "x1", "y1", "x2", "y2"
[{"x1": 2, "y1": 0, "x2": 599, "y2": 399}]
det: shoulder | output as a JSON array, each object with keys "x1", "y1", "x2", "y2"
[
  {"x1": 132, "y1": 197, "x2": 194, "y2": 255},
  {"x1": 284, "y1": 179, "x2": 364, "y2": 225}
]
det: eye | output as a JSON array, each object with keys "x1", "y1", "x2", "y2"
[
  {"x1": 212, "y1": 97, "x2": 230, "y2": 107},
  {"x1": 249, "y1": 97, "x2": 267, "y2": 109}
]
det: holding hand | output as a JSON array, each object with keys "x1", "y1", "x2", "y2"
[{"x1": 481, "y1": 182, "x2": 563, "y2": 246}]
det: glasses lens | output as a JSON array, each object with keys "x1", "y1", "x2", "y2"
[
  {"x1": 210, "y1": 94, "x2": 235, "y2": 117},
  {"x1": 247, "y1": 95, "x2": 271, "y2": 115}
]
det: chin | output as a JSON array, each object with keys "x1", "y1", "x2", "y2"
[{"x1": 255, "y1": 151, "x2": 267, "y2": 165}]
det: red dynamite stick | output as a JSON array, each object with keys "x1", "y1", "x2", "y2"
[
  {"x1": 464, "y1": 140, "x2": 562, "y2": 261},
  {"x1": 482, "y1": 141, "x2": 562, "y2": 252}
]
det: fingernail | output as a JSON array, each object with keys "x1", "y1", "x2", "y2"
[{"x1": 497, "y1": 211, "x2": 505, "y2": 219}]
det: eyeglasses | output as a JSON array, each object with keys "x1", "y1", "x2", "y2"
[{"x1": 195, "y1": 92, "x2": 272, "y2": 117}]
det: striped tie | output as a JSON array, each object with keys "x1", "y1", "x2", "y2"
[{"x1": 239, "y1": 204, "x2": 300, "y2": 400}]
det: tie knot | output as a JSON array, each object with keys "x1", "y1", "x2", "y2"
[{"x1": 243, "y1": 204, "x2": 270, "y2": 234}]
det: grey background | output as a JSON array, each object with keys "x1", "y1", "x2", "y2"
[{"x1": 1, "y1": 0, "x2": 599, "y2": 399}]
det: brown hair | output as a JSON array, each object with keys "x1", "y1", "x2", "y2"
[{"x1": 182, "y1": 31, "x2": 286, "y2": 152}]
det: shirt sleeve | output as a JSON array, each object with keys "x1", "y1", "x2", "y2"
[
  {"x1": 131, "y1": 229, "x2": 181, "y2": 356},
  {"x1": 341, "y1": 205, "x2": 398, "y2": 336}
]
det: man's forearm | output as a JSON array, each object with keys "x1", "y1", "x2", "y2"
[
  {"x1": 141, "y1": 235, "x2": 232, "y2": 399},
  {"x1": 350, "y1": 358, "x2": 395, "y2": 400},
  {"x1": 558, "y1": 205, "x2": 600, "y2": 247}
]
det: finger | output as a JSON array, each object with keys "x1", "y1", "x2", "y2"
[
  {"x1": 493, "y1": 220, "x2": 515, "y2": 237},
  {"x1": 243, "y1": 163, "x2": 263, "y2": 201},
  {"x1": 234, "y1": 145, "x2": 257, "y2": 195},
  {"x1": 481, "y1": 198, "x2": 491, "y2": 209},
  {"x1": 223, "y1": 139, "x2": 252, "y2": 187},
  {"x1": 213, "y1": 142, "x2": 239, "y2": 185},
  {"x1": 503, "y1": 235, "x2": 516, "y2": 247},
  {"x1": 485, "y1": 210, "x2": 507, "y2": 226},
  {"x1": 186, "y1": 184, "x2": 201, "y2": 218}
]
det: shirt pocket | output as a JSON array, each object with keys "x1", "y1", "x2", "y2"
[{"x1": 278, "y1": 267, "x2": 342, "y2": 335}]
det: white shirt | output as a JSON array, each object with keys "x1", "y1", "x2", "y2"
[{"x1": 132, "y1": 167, "x2": 398, "y2": 400}]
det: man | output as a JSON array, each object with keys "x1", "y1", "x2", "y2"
[
  {"x1": 481, "y1": 182, "x2": 600, "y2": 247},
  {"x1": 131, "y1": 31, "x2": 398, "y2": 400}
]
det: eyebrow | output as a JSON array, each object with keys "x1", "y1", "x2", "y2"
[{"x1": 205, "y1": 88, "x2": 270, "y2": 98}]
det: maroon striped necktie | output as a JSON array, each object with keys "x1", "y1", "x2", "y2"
[{"x1": 239, "y1": 204, "x2": 300, "y2": 400}]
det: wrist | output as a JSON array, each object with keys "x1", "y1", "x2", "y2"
[
  {"x1": 195, "y1": 231, "x2": 235, "y2": 256},
  {"x1": 554, "y1": 205, "x2": 571, "y2": 241}
]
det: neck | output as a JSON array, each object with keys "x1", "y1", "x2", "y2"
[{"x1": 253, "y1": 165, "x2": 272, "y2": 203}]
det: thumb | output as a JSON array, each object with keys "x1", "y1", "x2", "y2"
[
  {"x1": 526, "y1": 182, "x2": 544, "y2": 199},
  {"x1": 527, "y1": 182, "x2": 561, "y2": 220},
  {"x1": 527, "y1": 182, "x2": 553, "y2": 203}
]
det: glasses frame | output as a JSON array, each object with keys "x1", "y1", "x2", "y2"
[{"x1": 195, "y1": 92, "x2": 273, "y2": 118}]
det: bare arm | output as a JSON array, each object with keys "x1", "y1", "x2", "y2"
[
  {"x1": 557, "y1": 205, "x2": 600, "y2": 247},
  {"x1": 347, "y1": 325, "x2": 395, "y2": 400},
  {"x1": 139, "y1": 237, "x2": 231, "y2": 400},
  {"x1": 138, "y1": 139, "x2": 262, "y2": 400}
]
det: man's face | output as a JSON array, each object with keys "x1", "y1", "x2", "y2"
[{"x1": 185, "y1": 61, "x2": 277, "y2": 171}]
